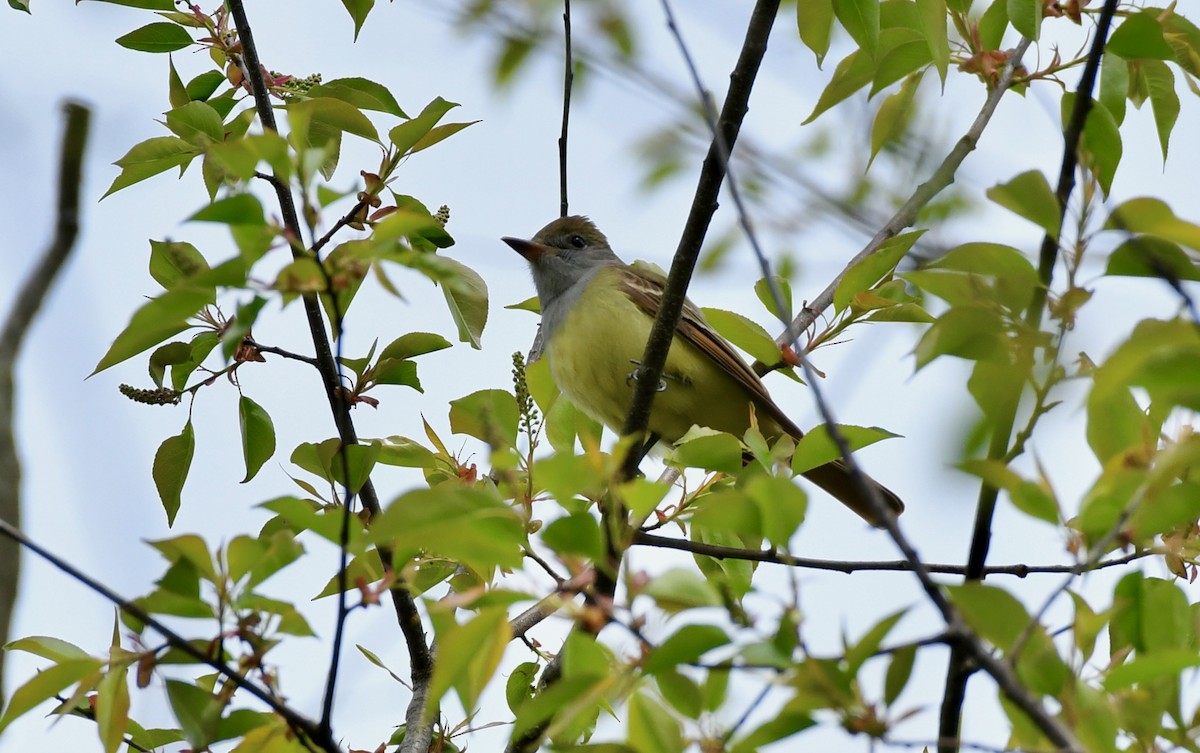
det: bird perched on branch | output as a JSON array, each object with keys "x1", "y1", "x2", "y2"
[{"x1": 503, "y1": 215, "x2": 903, "y2": 525}]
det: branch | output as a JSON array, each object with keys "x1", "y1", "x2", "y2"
[
  {"x1": 0, "y1": 102, "x2": 89, "y2": 703},
  {"x1": 224, "y1": 3, "x2": 434, "y2": 749},
  {"x1": 939, "y1": 5, "x2": 1119, "y2": 750},
  {"x1": 558, "y1": 0, "x2": 573, "y2": 218},
  {"x1": 0, "y1": 518, "x2": 338, "y2": 753},
  {"x1": 759, "y1": 37, "x2": 1034, "y2": 364},
  {"x1": 633, "y1": 532, "x2": 1152, "y2": 576}
]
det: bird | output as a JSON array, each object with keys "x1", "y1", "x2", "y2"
[{"x1": 502, "y1": 215, "x2": 903, "y2": 525}]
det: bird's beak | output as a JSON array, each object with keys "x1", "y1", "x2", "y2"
[{"x1": 502, "y1": 236, "x2": 555, "y2": 261}]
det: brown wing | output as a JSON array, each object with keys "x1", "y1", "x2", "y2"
[{"x1": 615, "y1": 264, "x2": 805, "y2": 438}]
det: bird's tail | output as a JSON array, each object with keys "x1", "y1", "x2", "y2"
[{"x1": 801, "y1": 459, "x2": 904, "y2": 527}]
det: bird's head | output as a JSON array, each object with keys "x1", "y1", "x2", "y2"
[{"x1": 503, "y1": 215, "x2": 621, "y2": 304}]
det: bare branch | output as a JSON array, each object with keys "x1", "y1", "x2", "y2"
[
  {"x1": 558, "y1": 0, "x2": 573, "y2": 218},
  {"x1": 0, "y1": 102, "x2": 89, "y2": 703},
  {"x1": 633, "y1": 532, "x2": 1153, "y2": 577}
]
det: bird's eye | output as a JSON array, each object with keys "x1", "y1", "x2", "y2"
[{"x1": 569, "y1": 235, "x2": 586, "y2": 249}]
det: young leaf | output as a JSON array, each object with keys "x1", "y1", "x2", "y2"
[
  {"x1": 238, "y1": 396, "x2": 276, "y2": 483},
  {"x1": 115, "y1": 22, "x2": 192, "y2": 53},
  {"x1": 701, "y1": 308, "x2": 783, "y2": 367},
  {"x1": 833, "y1": 231, "x2": 923, "y2": 312},
  {"x1": 1006, "y1": 0, "x2": 1041, "y2": 41},
  {"x1": 797, "y1": 0, "x2": 835, "y2": 65},
  {"x1": 986, "y1": 170, "x2": 1061, "y2": 240},
  {"x1": 916, "y1": 0, "x2": 949, "y2": 82},
  {"x1": 389, "y1": 96, "x2": 460, "y2": 156},
  {"x1": 437, "y1": 257, "x2": 489, "y2": 349},
  {"x1": 449, "y1": 389, "x2": 519, "y2": 447},
  {"x1": 309, "y1": 76, "x2": 406, "y2": 116},
  {"x1": 0, "y1": 658, "x2": 104, "y2": 735},
  {"x1": 791, "y1": 424, "x2": 899, "y2": 475},
  {"x1": 96, "y1": 663, "x2": 130, "y2": 753},
  {"x1": 834, "y1": 0, "x2": 880, "y2": 57},
  {"x1": 153, "y1": 421, "x2": 195, "y2": 526}
]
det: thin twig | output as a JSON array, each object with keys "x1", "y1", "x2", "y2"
[
  {"x1": 243, "y1": 338, "x2": 320, "y2": 367},
  {"x1": 632, "y1": 532, "x2": 1152, "y2": 577},
  {"x1": 939, "y1": 5, "x2": 1119, "y2": 751},
  {"x1": 0, "y1": 102, "x2": 89, "y2": 702},
  {"x1": 759, "y1": 38, "x2": 1035, "y2": 365},
  {"x1": 0, "y1": 518, "x2": 338, "y2": 753},
  {"x1": 558, "y1": 0, "x2": 573, "y2": 218}
]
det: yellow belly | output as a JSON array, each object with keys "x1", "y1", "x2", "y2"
[{"x1": 545, "y1": 267, "x2": 776, "y2": 443}]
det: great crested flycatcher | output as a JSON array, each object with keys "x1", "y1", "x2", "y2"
[{"x1": 503, "y1": 215, "x2": 904, "y2": 525}]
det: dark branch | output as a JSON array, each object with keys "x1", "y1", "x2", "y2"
[
  {"x1": 558, "y1": 0, "x2": 573, "y2": 218},
  {"x1": 0, "y1": 518, "x2": 338, "y2": 753},
  {"x1": 633, "y1": 532, "x2": 1152, "y2": 576}
]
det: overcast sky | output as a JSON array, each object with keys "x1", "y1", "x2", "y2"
[{"x1": 2, "y1": 1, "x2": 1198, "y2": 751}]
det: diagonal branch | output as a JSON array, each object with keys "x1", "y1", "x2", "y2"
[
  {"x1": 0, "y1": 518, "x2": 339, "y2": 753},
  {"x1": 757, "y1": 37, "x2": 1034, "y2": 367}
]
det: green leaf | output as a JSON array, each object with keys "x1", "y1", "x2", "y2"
[
  {"x1": 150, "y1": 533, "x2": 215, "y2": 582},
  {"x1": 1063, "y1": 94, "x2": 1122, "y2": 195},
  {"x1": 0, "y1": 658, "x2": 104, "y2": 735},
  {"x1": 1107, "y1": 12, "x2": 1175, "y2": 60},
  {"x1": 643, "y1": 625, "x2": 730, "y2": 675},
  {"x1": 916, "y1": 0, "x2": 949, "y2": 82},
  {"x1": 339, "y1": 0, "x2": 375, "y2": 40},
  {"x1": 389, "y1": 96, "x2": 459, "y2": 156},
  {"x1": 1104, "y1": 648, "x2": 1200, "y2": 690},
  {"x1": 834, "y1": 0, "x2": 880, "y2": 57},
  {"x1": 672, "y1": 428, "x2": 744, "y2": 474},
  {"x1": 540, "y1": 513, "x2": 604, "y2": 560},
  {"x1": 986, "y1": 170, "x2": 1060, "y2": 240},
  {"x1": 428, "y1": 608, "x2": 510, "y2": 719},
  {"x1": 744, "y1": 474, "x2": 807, "y2": 548},
  {"x1": 238, "y1": 396, "x2": 276, "y2": 483},
  {"x1": 410, "y1": 121, "x2": 480, "y2": 155},
  {"x1": 189, "y1": 193, "x2": 265, "y2": 225},
  {"x1": 149, "y1": 240, "x2": 210, "y2": 290},
  {"x1": 870, "y1": 71, "x2": 922, "y2": 167},
  {"x1": 115, "y1": 22, "x2": 192, "y2": 53},
  {"x1": 166, "y1": 680, "x2": 221, "y2": 750},
  {"x1": 287, "y1": 96, "x2": 380, "y2": 144},
  {"x1": 96, "y1": 662, "x2": 130, "y2": 753},
  {"x1": 4, "y1": 636, "x2": 91, "y2": 664},
  {"x1": 845, "y1": 609, "x2": 907, "y2": 673},
  {"x1": 434, "y1": 257, "x2": 488, "y2": 349},
  {"x1": 375, "y1": 436, "x2": 438, "y2": 469},
  {"x1": 1106, "y1": 236, "x2": 1199, "y2": 281},
  {"x1": 1106, "y1": 197, "x2": 1200, "y2": 251},
  {"x1": 870, "y1": 29, "x2": 932, "y2": 96},
  {"x1": 309, "y1": 76, "x2": 404, "y2": 116},
  {"x1": 797, "y1": 0, "x2": 835, "y2": 65},
  {"x1": 378, "y1": 332, "x2": 452, "y2": 361},
  {"x1": 959, "y1": 459, "x2": 1058, "y2": 523},
  {"x1": 791, "y1": 424, "x2": 899, "y2": 475},
  {"x1": 803, "y1": 48, "x2": 874, "y2": 124},
  {"x1": 628, "y1": 691, "x2": 684, "y2": 753},
  {"x1": 1006, "y1": 0, "x2": 1041, "y2": 41},
  {"x1": 148, "y1": 341, "x2": 191, "y2": 388},
  {"x1": 186, "y1": 70, "x2": 225, "y2": 102},
  {"x1": 884, "y1": 644, "x2": 917, "y2": 704},
  {"x1": 1143, "y1": 59, "x2": 1179, "y2": 161},
  {"x1": 753, "y1": 276, "x2": 792, "y2": 321},
  {"x1": 701, "y1": 308, "x2": 782, "y2": 367},
  {"x1": 656, "y1": 670, "x2": 703, "y2": 719},
  {"x1": 167, "y1": 55, "x2": 188, "y2": 108},
  {"x1": 913, "y1": 305, "x2": 1008, "y2": 369},
  {"x1": 947, "y1": 582, "x2": 1028, "y2": 649},
  {"x1": 153, "y1": 421, "x2": 195, "y2": 526},
  {"x1": 102, "y1": 136, "x2": 198, "y2": 198},
  {"x1": 926, "y1": 242, "x2": 1040, "y2": 312},
  {"x1": 449, "y1": 389, "x2": 519, "y2": 447},
  {"x1": 227, "y1": 531, "x2": 302, "y2": 589},
  {"x1": 977, "y1": 0, "x2": 1008, "y2": 50},
  {"x1": 834, "y1": 231, "x2": 924, "y2": 312},
  {"x1": 370, "y1": 487, "x2": 525, "y2": 571},
  {"x1": 163, "y1": 101, "x2": 223, "y2": 145},
  {"x1": 1099, "y1": 51, "x2": 1128, "y2": 125},
  {"x1": 644, "y1": 568, "x2": 723, "y2": 613}
]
